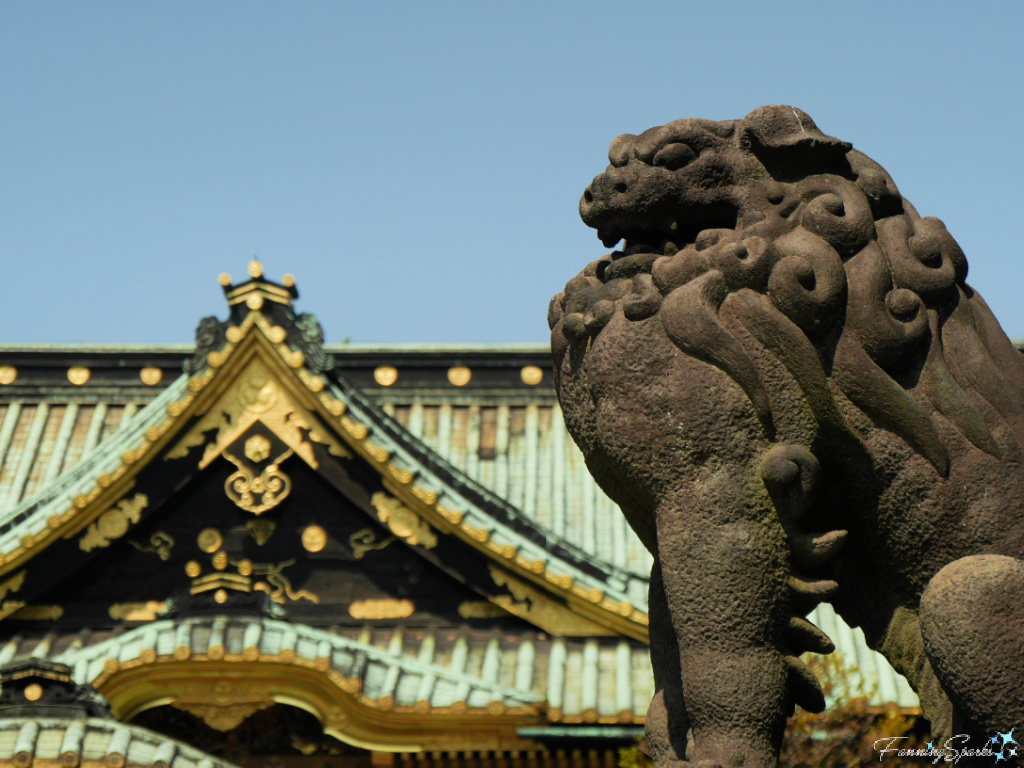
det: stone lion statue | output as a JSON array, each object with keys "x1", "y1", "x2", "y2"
[{"x1": 549, "y1": 106, "x2": 1024, "y2": 767}]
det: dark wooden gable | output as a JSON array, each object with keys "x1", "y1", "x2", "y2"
[
  {"x1": 5, "y1": 434, "x2": 538, "y2": 634},
  {"x1": 0, "y1": 266, "x2": 631, "y2": 641}
]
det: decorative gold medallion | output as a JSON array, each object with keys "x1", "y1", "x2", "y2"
[
  {"x1": 140, "y1": 367, "x2": 163, "y2": 386},
  {"x1": 447, "y1": 366, "x2": 472, "y2": 387},
  {"x1": 79, "y1": 494, "x2": 149, "y2": 552},
  {"x1": 197, "y1": 528, "x2": 223, "y2": 553},
  {"x1": 301, "y1": 525, "x2": 327, "y2": 552},
  {"x1": 0, "y1": 366, "x2": 16, "y2": 385},
  {"x1": 214, "y1": 589, "x2": 228, "y2": 604},
  {"x1": 520, "y1": 365, "x2": 544, "y2": 386},
  {"x1": 67, "y1": 367, "x2": 91, "y2": 386},
  {"x1": 371, "y1": 492, "x2": 437, "y2": 549},
  {"x1": 23, "y1": 684, "x2": 42, "y2": 702},
  {"x1": 244, "y1": 434, "x2": 272, "y2": 462},
  {"x1": 373, "y1": 366, "x2": 398, "y2": 386},
  {"x1": 185, "y1": 561, "x2": 202, "y2": 578}
]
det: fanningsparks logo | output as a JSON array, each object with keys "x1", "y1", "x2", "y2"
[{"x1": 874, "y1": 729, "x2": 1018, "y2": 763}]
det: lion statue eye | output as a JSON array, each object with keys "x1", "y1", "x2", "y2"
[{"x1": 652, "y1": 142, "x2": 697, "y2": 171}]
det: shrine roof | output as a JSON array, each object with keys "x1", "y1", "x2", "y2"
[
  {"x1": 0, "y1": 717, "x2": 236, "y2": 768},
  {"x1": 0, "y1": 346, "x2": 654, "y2": 584},
  {"x1": 0, "y1": 605, "x2": 918, "y2": 728}
]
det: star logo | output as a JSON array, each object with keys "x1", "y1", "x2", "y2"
[{"x1": 999, "y1": 728, "x2": 1018, "y2": 749}]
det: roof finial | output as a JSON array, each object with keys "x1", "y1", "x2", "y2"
[{"x1": 248, "y1": 260, "x2": 263, "y2": 279}]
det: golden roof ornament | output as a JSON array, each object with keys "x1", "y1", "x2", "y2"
[{"x1": 184, "y1": 264, "x2": 335, "y2": 377}]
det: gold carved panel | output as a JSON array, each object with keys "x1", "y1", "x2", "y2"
[
  {"x1": 371, "y1": 492, "x2": 437, "y2": 549},
  {"x1": 80, "y1": 494, "x2": 149, "y2": 552},
  {"x1": 489, "y1": 565, "x2": 614, "y2": 636}
]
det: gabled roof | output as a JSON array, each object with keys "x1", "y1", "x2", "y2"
[
  {"x1": 0, "y1": 346, "x2": 656, "y2": 580},
  {"x1": 0, "y1": 265, "x2": 649, "y2": 641},
  {"x1": 0, "y1": 718, "x2": 237, "y2": 768}
]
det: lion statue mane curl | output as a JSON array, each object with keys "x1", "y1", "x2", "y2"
[{"x1": 550, "y1": 106, "x2": 1024, "y2": 768}]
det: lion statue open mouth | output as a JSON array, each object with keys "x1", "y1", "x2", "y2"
[{"x1": 550, "y1": 106, "x2": 1024, "y2": 768}]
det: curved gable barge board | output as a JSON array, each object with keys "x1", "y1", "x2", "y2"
[
  {"x1": 54, "y1": 617, "x2": 546, "y2": 752},
  {"x1": 57, "y1": 617, "x2": 544, "y2": 709}
]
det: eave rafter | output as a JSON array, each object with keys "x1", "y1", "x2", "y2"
[{"x1": 0, "y1": 267, "x2": 650, "y2": 639}]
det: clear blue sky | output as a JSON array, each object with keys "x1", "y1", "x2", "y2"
[{"x1": 3, "y1": 2, "x2": 1023, "y2": 345}]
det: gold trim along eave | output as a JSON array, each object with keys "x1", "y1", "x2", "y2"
[
  {"x1": 377, "y1": 473, "x2": 650, "y2": 643},
  {"x1": 294, "y1": 366, "x2": 652, "y2": 642},
  {"x1": 94, "y1": 655, "x2": 545, "y2": 753}
]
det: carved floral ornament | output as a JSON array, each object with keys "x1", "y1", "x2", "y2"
[
  {"x1": 371, "y1": 491, "x2": 437, "y2": 549},
  {"x1": 80, "y1": 494, "x2": 149, "y2": 552}
]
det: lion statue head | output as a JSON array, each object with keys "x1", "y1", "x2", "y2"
[{"x1": 551, "y1": 105, "x2": 1024, "y2": 477}]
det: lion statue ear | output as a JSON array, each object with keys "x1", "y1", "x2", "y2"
[{"x1": 741, "y1": 105, "x2": 852, "y2": 170}]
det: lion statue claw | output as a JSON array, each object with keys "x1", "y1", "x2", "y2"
[{"x1": 550, "y1": 106, "x2": 1024, "y2": 766}]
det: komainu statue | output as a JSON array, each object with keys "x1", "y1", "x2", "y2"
[{"x1": 549, "y1": 106, "x2": 1024, "y2": 766}]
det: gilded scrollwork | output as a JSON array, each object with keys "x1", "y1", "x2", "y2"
[
  {"x1": 249, "y1": 559, "x2": 319, "y2": 604},
  {"x1": 172, "y1": 678, "x2": 274, "y2": 731},
  {"x1": 165, "y1": 358, "x2": 349, "y2": 469},
  {"x1": 457, "y1": 601, "x2": 511, "y2": 619},
  {"x1": 489, "y1": 565, "x2": 614, "y2": 637},
  {"x1": 0, "y1": 571, "x2": 25, "y2": 602},
  {"x1": 348, "y1": 528, "x2": 396, "y2": 560},
  {"x1": 79, "y1": 494, "x2": 149, "y2": 552},
  {"x1": 223, "y1": 448, "x2": 294, "y2": 515},
  {"x1": 129, "y1": 531, "x2": 175, "y2": 560},
  {"x1": 371, "y1": 492, "x2": 437, "y2": 549}
]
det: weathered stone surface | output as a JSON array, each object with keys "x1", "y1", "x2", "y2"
[{"x1": 550, "y1": 106, "x2": 1024, "y2": 767}]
